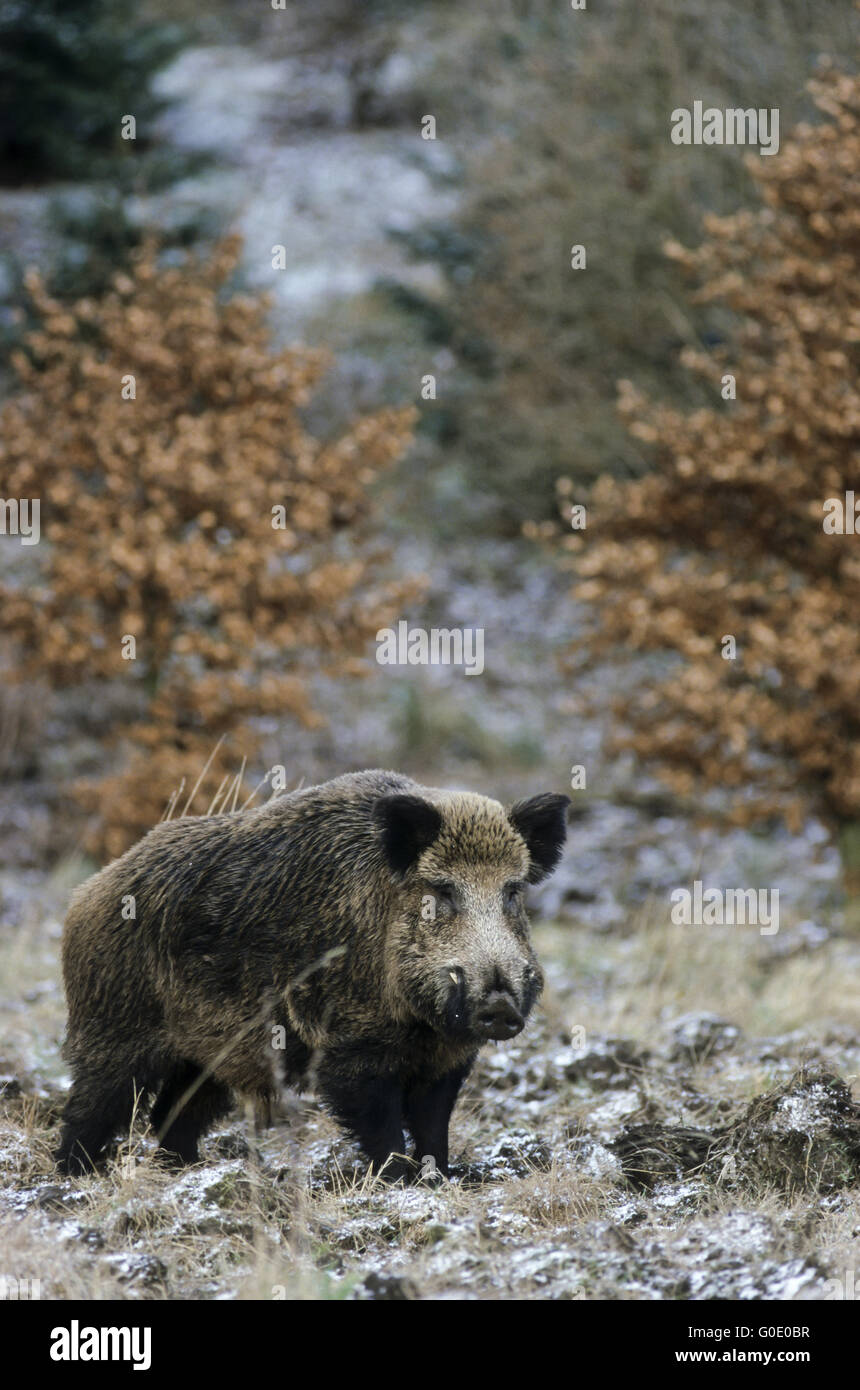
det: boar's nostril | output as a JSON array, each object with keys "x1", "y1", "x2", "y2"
[{"x1": 477, "y1": 990, "x2": 523, "y2": 1040}]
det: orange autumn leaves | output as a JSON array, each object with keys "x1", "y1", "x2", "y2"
[
  {"x1": 550, "y1": 66, "x2": 860, "y2": 834},
  {"x1": 0, "y1": 237, "x2": 417, "y2": 858}
]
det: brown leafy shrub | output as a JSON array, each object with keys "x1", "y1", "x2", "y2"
[
  {"x1": 543, "y1": 67, "x2": 860, "y2": 873},
  {"x1": 0, "y1": 237, "x2": 417, "y2": 859}
]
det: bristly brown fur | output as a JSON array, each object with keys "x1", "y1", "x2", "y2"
[{"x1": 56, "y1": 770, "x2": 569, "y2": 1180}]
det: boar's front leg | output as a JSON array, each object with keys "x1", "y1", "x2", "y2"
[
  {"x1": 150, "y1": 1060, "x2": 233, "y2": 1165},
  {"x1": 404, "y1": 1065, "x2": 471, "y2": 1178},
  {"x1": 318, "y1": 1061, "x2": 413, "y2": 1182}
]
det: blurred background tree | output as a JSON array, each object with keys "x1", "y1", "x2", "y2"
[
  {"x1": 552, "y1": 67, "x2": 860, "y2": 905},
  {"x1": 391, "y1": 0, "x2": 855, "y2": 533},
  {"x1": 0, "y1": 237, "x2": 417, "y2": 858},
  {"x1": 0, "y1": 0, "x2": 206, "y2": 328},
  {"x1": 0, "y1": 0, "x2": 185, "y2": 183}
]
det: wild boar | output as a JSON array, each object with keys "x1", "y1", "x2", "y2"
[{"x1": 56, "y1": 769, "x2": 569, "y2": 1179}]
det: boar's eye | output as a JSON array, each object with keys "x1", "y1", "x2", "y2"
[
  {"x1": 503, "y1": 881, "x2": 525, "y2": 912},
  {"x1": 429, "y1": 882, "x2": 458, "y2": 915}
]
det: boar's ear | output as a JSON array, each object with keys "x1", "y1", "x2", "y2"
[
  {"x1": 373, "y1": 794, "x2": 443, "y2": 877},
  {"x1": 508, "y1": 793, "x2": 570, "y2": 884}
]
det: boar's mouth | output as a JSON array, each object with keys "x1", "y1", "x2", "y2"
[
  {"x1": 435, "y1": 967, "x2": 526, "y2": 1043},
  {"x1": 437, "y1": 964, "x2": 469, "y2": 1037}
]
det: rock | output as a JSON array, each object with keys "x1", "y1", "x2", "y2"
[
  {"x1": 359, "y1": 1271, "x2": 418, "y2": 1300},
  {"x1": 101, "y1": 1253, "x2": 168, "y2": 1291},
  {"x1": 558, "y1": 1037, "x2": 649, "y2": 1089},
  {"x1": 611, "y1": 1124, "x2": 716, "y2": 1191},
  {"x1": 667, "y1": 1012, "x2": 741, "y2": 1062},
  {"x1": 717, "y1": 1065, "x2": 860, "y2": 1194},
  {"x1": 664, "y1": 1212, "x2": 827, "y2": 1300},
  {"x1": 463, "y1": 1131, "x2": 553, "y2": 1184},
  {"x1": 36, "y1": 1185, "x2": 89, "y2": 1212},
  {"x1": 209, "y1": 1132, "x2": 250, "y2": 1160}
]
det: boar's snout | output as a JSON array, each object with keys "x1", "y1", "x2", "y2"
[
  {"x1": 475, "y1": 989, "x2": 524, "y2": 1040},
  {"x1": 435, "y1": 958, "x2": 541, "y2": 1042}
]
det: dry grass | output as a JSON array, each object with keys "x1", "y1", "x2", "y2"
[
  {"x1": 1, "y1": 883, "x2": 858, "y2": 1300},
  {"x1": 536, "y1": 907, "x2": 860, "y2": 1045}
]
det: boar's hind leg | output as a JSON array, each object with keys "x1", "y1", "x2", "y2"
[
  {"x1": 151, "y1": 1060, "x2": 233, "y2": 1165},
  {"x1": 56, "y1": 1068, "x2": 140, "y2": 1175},
  {"x1": 404, "y1": 1065, "x2": 471, "y2": 1178},
  {"x1": 318, "y1": 1065, "x2": 413, "y2": 1182}
]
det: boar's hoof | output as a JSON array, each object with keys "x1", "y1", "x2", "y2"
[
  {"x1": 374, "y1": 1152, "x2": 418, "y2": 1184},
  {"x1": 417, "y1": 1154, "x2": 447, "y2": 1187}
]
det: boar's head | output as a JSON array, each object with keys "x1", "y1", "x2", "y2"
[{"x1": 374, "y1": 789, "x2": 569, "y2": 1043}]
